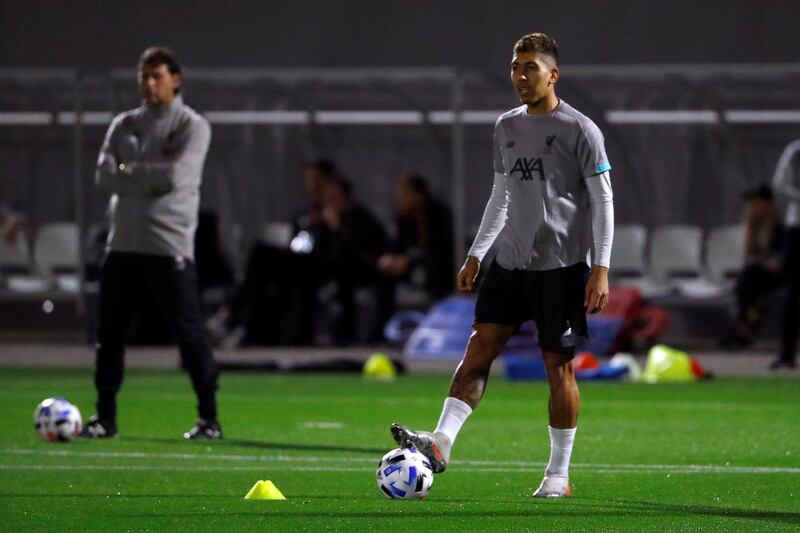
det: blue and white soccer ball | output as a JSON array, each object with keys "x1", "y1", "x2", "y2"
[
  {"x1": 34, "y1": 397, "x2": 82, "y2": 442},
  {"x1": 376, "y1": 447, "x2": 434, "y2": 499}
]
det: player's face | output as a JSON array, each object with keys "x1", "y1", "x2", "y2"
[
  {"x1": 510, "y1": 52, "x2": 558, "y2": 107},
  {"x1": 138, "y1": 63, "x2": 181, "y2": 106}
]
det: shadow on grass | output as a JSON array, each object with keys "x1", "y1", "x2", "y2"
[
  {"x1": 122, "y1": 510, "x2": 635, "y2": 520},
  {"x1": 118, "y1": 497, "x2": 800, "y2": 524},
  {"x1": 580, "y1": 497, "x2": 800, "y2": 525},
  {"x1": 123, "y1": 436, "x2": 386, "y2": 455}
]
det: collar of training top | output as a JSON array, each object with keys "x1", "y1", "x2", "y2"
[{"x1": 143, "y1": 94, "x2": 183, "y2": 116}]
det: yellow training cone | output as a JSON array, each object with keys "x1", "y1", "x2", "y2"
[
  {"x1": 363, "y1": 353, "x2": 396, "y2": 381},
  {"x1": 642, "y1": 344, "x2": 696, "y2": 383},
  {"x1": 244, "y1": 480, "x2": 286, "y2": 500}
]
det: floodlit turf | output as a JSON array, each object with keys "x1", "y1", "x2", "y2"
[{"x1": 0, "y1": 367, "x2": 798, "y2": 532}]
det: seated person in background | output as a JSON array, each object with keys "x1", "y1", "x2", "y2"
[
  {"x1": 212, "y1": 173, "x2": 387, "y2": 346},
  {"x1": 314, "y1": 175, "x2": 388, "y2": 344},
  {"x1": 208, "y1": 159, "x2": 336, "y2": 345},
  {"x1": 721, "y1": 185, "x2": 784, "y2": 349},
  {"x1": 1, "y1": 204, "x2": 25, "y2": 247},
  {"x1": 377, "y1": 174, "x2": 454, "y2": 317},
  {"x1": 293, "y1": 158, "x2": 337, "y2": 235}
]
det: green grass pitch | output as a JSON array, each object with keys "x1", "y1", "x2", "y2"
[{"x1": 0, "y1": 367, "x2": 798, "y2": 531}]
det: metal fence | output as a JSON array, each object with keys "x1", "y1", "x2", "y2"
[{"x1": 2, "y1": 64, "x2": 800, "y2": 308}]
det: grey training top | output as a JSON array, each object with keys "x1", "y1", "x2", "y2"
[
  {"x1": 95, "y1": 95, "x2": 211, "y2": 260},
  {"x1": 470, "y1": 100, "x2": 613, "y2": 271},
  {"x1": 773, "y1": 139, "x2": 800, "y2": 228}
]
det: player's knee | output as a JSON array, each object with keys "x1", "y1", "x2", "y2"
[
  {"x1": 543, "y1": 353, "x2": 575, "y2": 383},
  {"x1": 468, "y1": 328, "x2": 506, "y2": 357}
]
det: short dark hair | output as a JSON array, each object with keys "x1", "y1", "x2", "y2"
[
  {"x1": 329, "y1": 175, "x2": 353, "y2": 199},
  {"x1": 138, "y1": 47, "x2": 182, "y2": 94},
  {"x1": 139, "y1": 46, "x2": 182, "y2": 75},
  {"x1": 513, "y1": 33, "x2": 558, "y2": 62},
  {"x1": 402, "y1": 173, "x2": 430, "y2": 197},
  {"x1": 307, "y1": 158, "x2": 338, "y2": 177},
  {"x1": 743, "y1": 184, "x2": 773, "y2": 201}
]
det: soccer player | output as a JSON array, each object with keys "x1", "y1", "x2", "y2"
[
  {"x1": 391, "y1": 33, "x2": 613, "y2": 498},
  {"x1": 83, "y1": 47, "x2": 222, "y2": 439}
]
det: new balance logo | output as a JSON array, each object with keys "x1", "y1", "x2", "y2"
[{"x1": 510, "y1": 157, "x2": 545, "y2": 181}]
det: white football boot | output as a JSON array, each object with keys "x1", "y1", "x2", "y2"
[{"x1": 532, "y1": 474, "x2": 572, "y2": 498}]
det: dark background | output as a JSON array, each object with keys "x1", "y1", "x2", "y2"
[
  {"x1": 2, "y1": 0, "x2": 799, "y2": 69},
  {"x1": 2, "y1": 0, "x2": 800, "y2": 270}
]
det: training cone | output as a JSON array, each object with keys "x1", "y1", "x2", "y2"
[
  {"x1": 642, "y1": 344, "x2": 696, "y2": 383},
  {"x1": 363, "y1": 353, "x2": 397, "y2": 380},
  {"x1": 244, "y1": 480, "x2": 286, "y2": 500}
]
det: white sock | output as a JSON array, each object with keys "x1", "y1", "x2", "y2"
[
  {"x1": 433, "y1": 397, "x2": 473, "y2": 457},
  {"x1": 545, "y1": 426, "x2": 577, "y2": 479}
]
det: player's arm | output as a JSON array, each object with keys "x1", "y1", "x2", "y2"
[
  {"x1": 95, "y1": 116, "x2": 167, "y2": 196},
  {"x1": 458, "y1": 171, "x2": 508, "y2": 292},
  {"x1": 123, "y1": 118, "x2": 212, "y2": 195},
  {"x1": 584, "y1": 171, "x2": 613, "y2": 313},
  {"x1": 772, "y1": 141, "x2": 800, "y2": 202}
]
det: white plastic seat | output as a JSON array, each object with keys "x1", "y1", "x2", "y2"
[
  {"x1": 676, "y1": 224, "x2": 744, "y2": 299},
  {"x1": 259, "y1": 222, "x2": 294, "y2": 249},
  {"x1": 705, "y1": 224, "x2": 744, "y2": 283},
  {"x1": 610, "y1": 224, "x2": 647, "y2": 277},
  {"x1": 648, "y1": 225, "x2": 703, "y2": 283},
  {"x1": 34, "y1": 222, "x2": 80, "y2": 276}
]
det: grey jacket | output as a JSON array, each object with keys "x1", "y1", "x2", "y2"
[
  {"x1": 95, "y1": 95, "x2": 211, "y2": 259},
  {"x1": 773, "y1": 139, "x2": 800, "y2": 228}
]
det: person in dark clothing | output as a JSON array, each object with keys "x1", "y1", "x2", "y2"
[
  {"x1": 720, "y1": 185, "x2": 784, "y2": 349},
  {"x1": 315, "y1": 176, "x2": 389, "y2": 344},
  {"x1": 772, "y1": 139, "x2": 800, "y2": 369},
  {"x1": 378, "y1": 174, "x2": 454, "y2": 314},
  {"x1": 213, "y1": 171, "x2": 387, "y2": 346},
  {"x1": 208, "y1": 159, "x2": 337, "y2": 346}
]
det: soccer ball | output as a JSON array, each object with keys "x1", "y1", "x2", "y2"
[
  {"x1": 34, "y1": 397, "x2": 82, "y2": 442},
  {"x1": 376, "y1": 447, "x2": 434, "y2": 499}
]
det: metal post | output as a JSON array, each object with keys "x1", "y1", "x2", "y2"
[
  {"x1": 72, "y1": 71, "x2": 85, "y2": 316},
  {"x1": 450, "y1": 71, "x2": 467, "y2": 272}
]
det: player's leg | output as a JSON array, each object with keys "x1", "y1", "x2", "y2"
[
  {"x1": 392, "y1": 322, "x2": 516, "y2": 472},
  {"x1": 84, "y1": 252, "x2": 140, "y2": 437},
  {"x1": 774, "y1": 229, "x2": 800, "y2": 369},
  {"x1": 148, "y1": 255, "x2": 221, "y2": 438},
  {"x1": 532, "y1": 263, "x2": 588, "y2": 497},
  {"x1": 532, "y1": 350, "x2": 579, "y2": 497}
]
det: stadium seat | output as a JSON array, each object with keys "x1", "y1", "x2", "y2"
[
  {"x1": 259, "y1": 221, "x2": 293, "y2": 249},
  {"x1": 648, "y1": 224, "x2": 703, "y2": 281},
  {"x1": 613, "y1": 225, "x2": 702, "y2": 297},
  {"x1": 610, "y1": 224, "x2": 647, "y2": 278},
  {"x1": 34, "y1": 222, "x2": 80, "y2": 293},
  {"x1": 705, "y1": 224, "x2": 744, "y2": 283},
  {"x1": 676, "y1": 224, "x2": 743, "y2": 298}
]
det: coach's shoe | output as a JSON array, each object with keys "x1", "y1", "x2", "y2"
[
  {"x1": 184, "y1": 419, "x2": 223, "y2": 440},
  {"x1": 390, "y1": 423, "x2": 449, "y2": 473},
  {"x1": 769, "y1": 358, "x2": 797, "y2": 370},
  {"x1": 80, "y1": 416, "x2": 118, "y2": 438},
  {"x1": 532, "y1": 475, "x2": 571, "y2": 498}
]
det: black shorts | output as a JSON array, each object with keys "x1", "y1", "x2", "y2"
[{"x1": 474, "y1": 260, "x2": 590, "y2": 356}]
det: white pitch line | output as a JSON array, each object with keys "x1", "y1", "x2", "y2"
[
  {"x1": 0, "y1": 463, "x2": 797, "y2": 475},
  {"x1": 0, "y1": 464, "x2": 365, "y2": 472},
  {"x1": 2, "y1": 448, "x2": 797, "y2": 475}
]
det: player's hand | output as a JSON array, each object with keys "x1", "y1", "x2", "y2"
[
  {"x1": 585, "y1": 265, "x2": 609, "y2": 314},
  {"x1": 457, "y1": 256, "x2": 481, "y2": 292}
]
